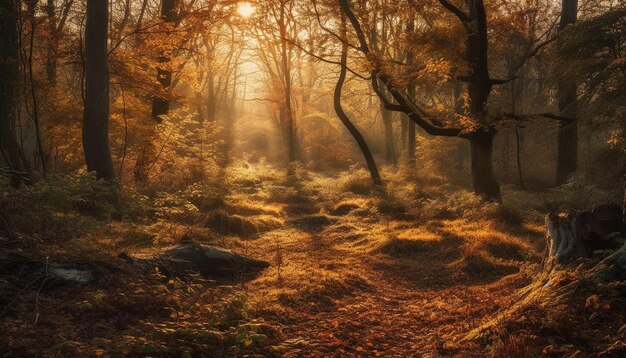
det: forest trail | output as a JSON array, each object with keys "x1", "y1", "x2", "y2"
[
  {"x1": 231, "y1": 174, "x2": 544, "y2": 356},
  {"x1": 0, "y1": 171, "x2": 547, "y2": 356}
]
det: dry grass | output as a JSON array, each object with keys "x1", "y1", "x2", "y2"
[
  {"x1": 205, "y1": 209, "x2": 282, "y2": 237},
  {"x1": 2, "y1": 162, "x2": 623, "y2": 357}
]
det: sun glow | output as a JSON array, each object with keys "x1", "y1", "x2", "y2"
[{"x1": 237, "y1": 3, "x2": 256, "y2": 18}]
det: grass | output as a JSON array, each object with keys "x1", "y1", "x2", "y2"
[{"x1": 1, "y1": 162, "x2": 623, "y2": 356}]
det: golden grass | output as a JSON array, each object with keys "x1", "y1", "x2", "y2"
[
  {"x1": 11, "y1": 162, "x2": 619, "y2": 356},
  {"x1": 205, "y1": 209, "x2": 282, "y2": 237}
]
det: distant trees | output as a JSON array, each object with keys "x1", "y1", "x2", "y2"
[
  {"x1": 253, "y1": 0, "x2": 299, "y2": 164},
  {"x1": 83, "y1": 0, "x2": 115, "y2": 180},
  {"x1": 1, "y1": 0, "x2": 623, "y2": 199},
  {"x1": 555, "y1": 7, "x2": 625, "y2": 186}
]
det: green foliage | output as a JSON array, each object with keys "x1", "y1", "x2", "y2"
[
  {"x1": 0, "y1": 173, "x2": 156, "y2": 240},
  {"x1": 547, "y1": 173, "x2": 620, "y2": 211}
]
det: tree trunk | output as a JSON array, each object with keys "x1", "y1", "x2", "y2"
[
  {"x1": 336, "y1": 15, "x2": 382, "y2": 186},
  {"x1": 45, "y1": 0, "x2": 58, "y2": 86},
  {"x1": 468, "y1": 130, "x2": 501, "y2": 201},
  {"x1": 0, "y1": 0, "x2": 31, "y2": 187},
  {"x1": 453, "y1": 83, "x2": 467, "y2": 172},
  {"x1": 465, "y1": 1, "x2": 501, "y2": 201},
  {"x1": 206, "y1": 71, "x2": 217, "y2": 122},
  {"x1": 407, "y1": 89, "x2": 416, "y2": 163},
  {"x1": 151, "y1": 0, "x2": 178, "y2": 122},
  {"x1": 381, "y1": 97, "x2": 396, "y2": 165},
  {"x1": 556, "y1": 122, "x2": 577, "y2": 184},
  {"x1": 400, "y1": 115, "x2": 408, "y2": 152},
  {"x1": 83, "y1": 0, "x2": 114, "y2": 180},
  {"x1": 279, "y1": 1, "x2": 296, "y2": 164},
  {"x1": 545, "y1": 204, "x2": 622, "y2": 267},
  {"x1": 406, "y1": 17, "x2": 416, "y2": 163},
  {"x1": 555, "y1": 0, "x2": 578, "y2": 185}
]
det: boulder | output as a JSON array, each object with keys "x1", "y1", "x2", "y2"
[{"x1": 154, "y1": 243, "x2": 269, "y2": 278}]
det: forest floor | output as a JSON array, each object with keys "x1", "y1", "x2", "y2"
[{"x1": 1, "y1": 165, "x2": 625, "y2": 357}]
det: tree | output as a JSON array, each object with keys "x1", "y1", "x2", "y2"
[
  {"x1": 151, "y1": 0, "x2": 180, "y2": 122},
  {"x1": 83, "y1": 0, "x2": 115, "y2": 180},
  {"x1": 44, "y1": 0, "x2": 74, "y2": 86},
  {"x1": 338, "y1": 0, "x2": 501, "y2": 200},
  {"x1": 335, "y1": 14, "x2": 382, "y2": 185},
  {"x1": 0, "y1": 0, "x2": 31, "y2": 187},
  {"x1": 555, "y1": 0, "x2": 578, "y2": 185},
  {"x1": 0, "y1": 0, "x2": 31, "y2": 186}
]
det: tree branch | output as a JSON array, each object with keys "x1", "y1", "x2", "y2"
[
  {"x1": 337, "y1": 0, "x2": 462, "y2": 137},
  {"x1": 437, "y1": 0, "x2": 471, "y2": 23}
]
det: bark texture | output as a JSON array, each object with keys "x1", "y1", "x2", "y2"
[
  {"x1": 555, "y1": 0, "x2": 578, "y2": 185},
  {"x1": 0, "y1": 0, "x2": 31, "y2": 186},
  {"x1": 545, "y1": 204, "x2": 623, "y2": 266},
  {"x1": 83, "y1": 0, "x2": 115, "y2": 180},
  {"x1": 151, "y1": 0, "x2": 179, "y2": 122},
  {"x1": 335, "y1": 15, "x2": 382, "y2": 186},
  {"x1": 469, "y1": 130, "x2": 500, "y2": 200}
]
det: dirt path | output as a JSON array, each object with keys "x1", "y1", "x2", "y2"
[{"x1": 240, "y1": 191, "x2": 540, "y2": 357}]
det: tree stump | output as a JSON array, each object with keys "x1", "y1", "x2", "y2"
[{"x1": 545, "y1": 204, "x2": 623, "y2": 267}]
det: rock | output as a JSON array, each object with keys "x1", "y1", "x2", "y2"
[
  {"x1": 155, "y1": 243, "x2": 269, "y2": 278},
  {"x1": 49, "y1": 264, "x2": 95, "y2": 284}
]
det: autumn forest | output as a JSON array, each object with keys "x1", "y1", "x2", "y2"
[{"x1": 1, "y1": 0, "x2": 626, "y2": 356}]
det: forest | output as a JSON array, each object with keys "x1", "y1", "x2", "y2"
[{"x1": 0, "y1": 0, "x2": 625, "y2": 356}]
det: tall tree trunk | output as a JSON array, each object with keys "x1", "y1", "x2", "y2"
[
  {"x1": 0, "y1": 0, "x2": 31, "y2": 187},
  {"x1": 380, "y1": 87, "x2": 396, "y2": 165},
  {"x1": 136, "y1": 0, "x2": 178, "y2": 182},
  {"x1": 279, "y1": 0, "x2": 296, "y2": 163},
  {"x1": 45, "y1": 0, "x2": 58, "y2": 86},
  {"x1": 406, "y1": 16, "x2": 416, "y2": 163},
  {"x1": 466, "y1": 0, "x2": 501, "y2": 200},
  {"x1": 512, "y1": 78, "x2": 526, "y2": 189},
  {"x1": 400, "y1": 115, "x2": 408, "y2": 152},
  {"x1": 336, "y1": 14, "x2": 382, "y2": 185},
  {"x1": 206, "y1": 70, "x2": 217, "y2": 122},
  {"x1": 151, "y1": 0, "x2": 178, "y2": 122},
  {"x1": 515, "y1": 123, "x2": 525, "y2": 189},
  {"x1": 555, "y1": 0, "x2": 578, "y2": 185},
  {"x1": 83, "y1": 0, "x2": 114, "y2": 180},
  {"x1": 453, "y1": 83, "x2": 467, "y2": 172},
  {"x1": 407, "y1": 87, "x2": 416, "y2": 163},
  {"x1": 469, "y1": 130, "x2": 500, "y2": 200},
  {"x1": 26, "y1": 0, "x2": 47, "y2": 175}
]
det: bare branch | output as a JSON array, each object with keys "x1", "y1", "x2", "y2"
[{"x1": 437, "y1": 0, "x2": 471, "y2": 23}]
